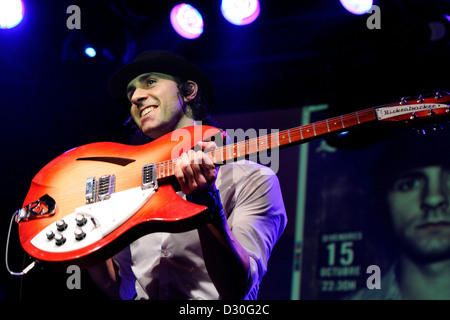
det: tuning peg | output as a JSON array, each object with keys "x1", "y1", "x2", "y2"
[
  {"x1": 399, "y1": 97, "x2": 407, "y2": 105},
  {"x1": 432, "y1": 124, "x2": 444, "y2": 131},
  {"x1": 410, "y1": 112, "x2": 417, "y2": 120},
  {"x1": 417, "y1": 95, "x2": 424, "y2": 103},
  {"x1": 428, "y1": 107, "x2": 435, "y2": 116},
  {"x1": 435, "y1": 92, "x2": 442, "y2": 99}
]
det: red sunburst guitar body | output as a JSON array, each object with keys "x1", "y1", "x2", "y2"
[{"x1": 17, "y1": 125, "x2": 222, "y2": 269}]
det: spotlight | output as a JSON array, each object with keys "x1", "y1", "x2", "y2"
[
  {"x1": 170, "y1": 3, "x2": 204, "y2": 39},
  {"x1": 84, "y1": 46, "x2": 97, "y2": 58},
  {"x1": 340, "y1": 0, "x2": 373, "y2": 15},
  {"x1": 221, "y1": 0, "x2": 260, "y2": 26},
  {"x1": 0, "y1": 0, "x2": 24, "y2": 29}
]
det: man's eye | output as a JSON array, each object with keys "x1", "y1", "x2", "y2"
[
  {"x1": 145, "y1": 78, "x2": 156, "y2": 87},
  {"x1": 394, "y1": 177, "x2": 421, "y2": 191}
]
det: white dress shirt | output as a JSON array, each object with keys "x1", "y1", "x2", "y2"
[{"x1": 113, "y1": 160, "x2": 287, "y2": 300}]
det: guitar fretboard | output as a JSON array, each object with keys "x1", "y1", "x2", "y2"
[{"x1": 152, "y1": 107, "x2": 377, "y2": 181}]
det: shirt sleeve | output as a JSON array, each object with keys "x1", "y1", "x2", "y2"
[{"x1": 221, "y1": 162, "x2": 287, "y2": 299}]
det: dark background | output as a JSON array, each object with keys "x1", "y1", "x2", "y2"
[{"x1": 1, "y1": 0, "x2": 450, "y2": 300}]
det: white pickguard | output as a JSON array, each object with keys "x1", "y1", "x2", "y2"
[{"x1": 31, "y1": 186, "x2": 156, "y2": 253}]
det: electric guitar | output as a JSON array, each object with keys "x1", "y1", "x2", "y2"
[{"x1": 12, "y1": 93, "x2": 450, "y2": 270}]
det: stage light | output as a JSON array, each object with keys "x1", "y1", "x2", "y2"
[
  {"x1": 170, "y1": 3, "x2": 204, "y2": 39},
  {"x1": 340, "y1": 0, "x2": 373, "y2": 15},
  {"x1": 221, "y1": 0, "x2": 260, "y2": 26},
  {"x1": 84, "y1": 46, "x2": 97, "y2": 58},
  {"x1": 0, "y1": 0, "x2": 24, "y2": 29}
]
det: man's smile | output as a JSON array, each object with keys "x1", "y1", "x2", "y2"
[{"x1": 140, "y1": 105, "x2": 158, "y2": 117}]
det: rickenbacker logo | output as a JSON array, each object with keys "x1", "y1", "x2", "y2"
[{"x1": 375, "y1": 103, "x2": 447, "y2": 120}]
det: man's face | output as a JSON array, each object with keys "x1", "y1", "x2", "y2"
[
  {"x1": 387, "y1": 166, "x2": 450, "y2": 262},
  {"x1": 127, "y1": 72, "x2": 189, "y2": 139}
]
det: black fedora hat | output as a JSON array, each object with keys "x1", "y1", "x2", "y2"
[{"x1": 108, "y1": 50, "x2": 214, "y2": 111}]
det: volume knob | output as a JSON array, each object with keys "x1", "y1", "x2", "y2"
[
  {"x1": 75, "y1": 214, "x2": 87, "y2": 226},
  {"x1": 46, "y1": 230, "x2": 55, "y2": 240},
  {"x1": 56, "y1": 219, "x2": 68, "y2": 231},
  {"x1": 74, "y1": 227, "x2": 86, "y2": 241},
  {"x1": 54, "y1": 233, "x2": 66, "y2": 246}
]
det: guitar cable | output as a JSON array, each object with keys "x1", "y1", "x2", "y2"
[{"x1": 5, "y1": 211, "x2": 38, "y2": 277}]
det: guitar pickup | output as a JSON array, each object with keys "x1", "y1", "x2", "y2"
[
  {"x1": 85, "y1": 177, "x2": 97, "y2": 204},
  {"x1": 85, "y1": 175, "x2": 116, "y2": 204},
  {"x1": 142, "y1": 164, "x2": 158, "y2": 190}
]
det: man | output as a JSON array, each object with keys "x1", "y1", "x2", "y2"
[
  {"x1": 88, "y1": 50, "x2": 287, "y2": 300},
  {"x1": 349, "y1": 129, "x2": 450, "y2": 299}
]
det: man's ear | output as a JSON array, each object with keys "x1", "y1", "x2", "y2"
[{"x1": 182, "y1": 81, "x2": 198, "y2": 102}]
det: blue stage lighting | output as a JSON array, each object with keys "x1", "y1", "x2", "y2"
[
  {"x1": 0, "y1": 0, "x2": 24, "y2": 29},
  {"x1": 84, "y1": 47, "x2": 97, "y2": 58}
]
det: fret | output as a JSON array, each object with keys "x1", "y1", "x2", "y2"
[
  {"x1": 314, "y1": 120, "x2": 329, "y2": 136},
  {"x1": 269, "y1": 131, "x2": 280, "y2": 149},
  {"x1": 239, "y1": 141, "x2": 245, "y2": 158},
  {"x1": 257, "y1": 135, "x2": 268, "y2": 152},
  {"x1": 326, "y1": 119, "x2": 330, "y2": 132},
  {"x1": 341, "y1": 115, "x2": 345, "y2": 128},
  {"x1": 166, "y1": 160, "x2": 170, "y2": 177},
  {"x1": 356, "y1": 111, "x2": 361, "y2": 124},
  {"x1": 342, "y1": 112, "x2": 360, "y2": 127},
  {"x1": 328, "y1": 116, "x2": 343, "y2": 132},
  {"x1": 157, "y1": 163, "x2": 162, "y2": 179},
  {"x1": 227, "y1": 144, "x2": 236, "y2": 161},
  {"x1": 245, "y1": 139, "x2": 249, "y2": 157},
  {"x1": 301, "y1": 124, "x2": 315, "y2": 140},
  {"x1": 248, "y1": 138, "x2": 258, "y2": 155}
]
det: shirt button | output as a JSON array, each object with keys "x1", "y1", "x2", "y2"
[{"x1": 162, "y1": 249, "x2": 169, "y2": 257}]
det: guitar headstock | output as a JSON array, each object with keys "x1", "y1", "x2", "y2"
[{"x1": 375, "y1": 92, "x2": 450, "y2": 126}]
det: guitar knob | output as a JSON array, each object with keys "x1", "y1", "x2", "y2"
[
  {"x1": 56, "y1": 219, "x2": 68, "y2": 231},
  {"x1": 75, "y1": 214, "x2": 87, "y2": 226},
  {"x1": 46, "y1": 230, "x2": 55, "y2": 240},
  {"x1": 74, "y1": 227, "x2": 86, "y2": 241},
  {"x1": 54, "y1": 233, "x2": 66, "y2": 246}
]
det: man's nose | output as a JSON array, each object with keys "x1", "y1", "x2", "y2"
[
  {"x1": 131, "y1": 88, "x2": 148, "y2": 106},
  {"x1": 421, "y1": 183, "x2": 449, "y2": 216}
]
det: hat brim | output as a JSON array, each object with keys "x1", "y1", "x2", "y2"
[{"x1": 108, "y1": 51, "x2": 214, "y2": 111}]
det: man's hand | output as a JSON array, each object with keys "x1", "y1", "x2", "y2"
[{"x1": 174, "y1": 141, "x2": 218, "y2": 196}]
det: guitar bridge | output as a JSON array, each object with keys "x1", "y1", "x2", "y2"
[{"x1": 85, "y1": 175, "x2": 116, "y2": 204}]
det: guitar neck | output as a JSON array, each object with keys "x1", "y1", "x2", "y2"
[{"x1": 152, "y1": 107, "x2": 377, "y2": 181}]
